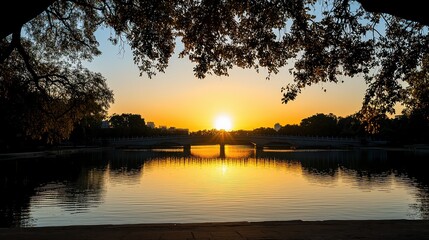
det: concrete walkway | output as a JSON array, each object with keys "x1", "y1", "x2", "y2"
[{"x1": 1, "y1": 220, "x2": 429, "y2": 240}]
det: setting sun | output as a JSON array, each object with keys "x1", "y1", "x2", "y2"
[{"x1": 214, "y1": 115, "x2": 233, "y2": 131}]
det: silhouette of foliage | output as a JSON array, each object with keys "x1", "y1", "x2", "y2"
[
  {"x1": 0, "y1": 47, "x2": 113, "y2": 146},
  {"x1": 278, "y1": 124, "x2": 302, "y2": 136},
  {"x1": 402, "y1": 56, "x2": 429, "y2": 121},
  {"x1": 252, "y1": 127, "x2": 277, "y2": 135},
  {"x1": 0, "y1": 1, "x2": 114, "y2": 147},
  {"x1": 109, "y1": 113, "x2": 146, "y2": 129},
  {"x1": 1, "y1": 0, "x2": 429, "y2": 141},
  {"x1": 337, "y1": 115, "x2": 364, "y2": 137},
  {"x1": 300, "y1": 113, "x2": 340, "y2": 136},
  {"x1": 105, "y1": 113, "x2": 147, "y2": 137}
]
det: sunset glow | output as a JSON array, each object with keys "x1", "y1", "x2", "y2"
[
  {"x1": 85, "y1": 29, "x2": 377, "y2": 132},
  {"x1": 214, "y1": 115, "x2": 233, "y2": 131}
]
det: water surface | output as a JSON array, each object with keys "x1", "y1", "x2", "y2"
[{"x1": 1, "y1": 145, "x2": 428, "y2": 227}]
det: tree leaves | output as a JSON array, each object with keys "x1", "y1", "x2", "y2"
[{"x1": 2, "y1": 0, "x2": 429, "y2": 139}]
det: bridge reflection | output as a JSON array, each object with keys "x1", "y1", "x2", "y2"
[
  {"x1": 189, "y1": 144, "x2": 253, "y2": 159},
  {"x1": 145, "y1": 145, "x2": 304, "y2": 159}
]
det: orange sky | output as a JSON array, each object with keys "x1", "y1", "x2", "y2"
[{"x1": 85, "y1": 29, "x2": 375, "y2": 132}]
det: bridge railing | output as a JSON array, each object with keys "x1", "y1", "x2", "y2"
[
  {"x1": 97, "y1": 135, "x2": 191, "y2": 142},
  {"x1": 98, "y1": 134, "x2": 383, "y2": 143}
]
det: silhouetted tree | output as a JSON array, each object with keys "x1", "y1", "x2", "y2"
[
  {"x1": 278, "y1": 124, "x2": 302, "y2": 136},
  {"x1": 402, "y1": 55, "x2": 429, "y2": 121},
  {"x1": 2, "y1": 0, "x2": 429, "y2": 138},
  {"x1": 382, "y1": 114, "x2": 429, "y2": 145},
  {"x1": 108, "y1": 113, "x2": 147, "y2": 137},
  {"x1": 300, "y1": 113, "x2": 340, "y2": 136},
  {"x1": 69, "y1": 114, "x2": 105, "y2": 145},
  {"x1": 405, "y1": 114, "x2": 429, "y2": 143},
  {"x1": 0, "y1": 61, "x2": 112, "y2": 148},
  {"x1": 252, "y1": 127, "x2": 277, "y2": 135},
  {"x1": 337, "y1": 115, "x2": 364, "y2": 137},
  {"x1": 109, "y1": 113, "x2": 145, "y2": 129}
]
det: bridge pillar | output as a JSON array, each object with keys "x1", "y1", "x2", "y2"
[
  {"x1": 183, "y1": 144, "x2": 191, "y2": 155},
  {"x1": 253, "y1": 144, "x2": 264, "y2": 151},
  {"x1": 219, "y1": 144, "x2": 226, "y2": 159}
]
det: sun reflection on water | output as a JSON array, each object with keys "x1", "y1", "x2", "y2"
[
  {"x1": 5, "y1": 146, "x2": 428, "y2": 227},
  {"x1": 221, "y1": 164, "x2": 228, "y2": 175},
  {"x1": 190, "y1": 145, "x2": 254, "y2": 159}
]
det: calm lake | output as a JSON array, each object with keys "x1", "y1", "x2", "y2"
[{"x1": 1, "y1": 145, "x2": 428, "y2": 227}]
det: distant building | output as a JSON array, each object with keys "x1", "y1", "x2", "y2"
[
  {"x1": 146, "y1": 121, "x2": 155, "y2": 129},
  {"x1": 274, "y1": 123, "x2": 282, "y2": 131}
]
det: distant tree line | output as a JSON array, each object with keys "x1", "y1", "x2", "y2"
[
  {"x1": 275, "y1": 113, "x2": 428, "y2": 146},
  {"x1": 71, "y1": 113, "x2": 189, "y2": 145},
  {"x1": 277, "y1": 113, "x2": 364, "y2": 137},
  {"x1": 1, "y1": 111, "x2": 427, "y2": 152},
  {"x1": 192, "y1": 112, "x2": 428, "y2": 146},
  {"x1": 0, "y1": 113, "x2": 188, "y2": 152}
]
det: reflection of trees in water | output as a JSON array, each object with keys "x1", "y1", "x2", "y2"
[
  {"x1": 0, "y1": 165, "x2": 35, "y2": 227},
  {"x1": 0, "y1": 151, "x2": 108, "y2": 227},
  {"x1": 302, "y1": 150, "x2": 394, "y2": 187},
  {"x1": 0, "y1": 148, "x2": 194, "y2": 226},
  {"x1": 31, "y1": 167, "x2": 107, "y2": 212},
  {"x1": 107, "y1": 149, "x2": 189, "y2": 181},
  {"x1": 260, "y1": 149, "x2": 429, "y2": 219},
  {"x1": 414, "y1": 190, "x2": 429, "y2": 219},
  {"x1": 392, "y1": 151, "x2": 429, "y2": 220},
  {"x1": 107, "y1": 150, "x2": 147, "y2": 183},
  {"x1": 2, "y1": 148, "x2": 429, "y2": 226},
  {"x1": 91, "y1": 149, "x2": 429, "y2": 220},
  {"x1": 110, "y1": 148, "x2": 429, "y2": 221}
]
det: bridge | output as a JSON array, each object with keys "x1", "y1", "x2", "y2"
[{"x1": 102, "y1": 134, "x2": 387, "y2": 152}]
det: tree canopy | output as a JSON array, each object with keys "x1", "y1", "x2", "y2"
[{"x1": 1, "y1": 0, "x2": 429, "y2": 144}]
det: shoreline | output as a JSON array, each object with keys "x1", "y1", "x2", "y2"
[
  {"x1": 1, "y1": 220, "x2": 429, "y2": 239},
  {"x1": 0, "y1": 146, "x2": 107, "y2": 161}
]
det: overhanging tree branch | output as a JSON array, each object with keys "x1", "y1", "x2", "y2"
[
  {"x1": 0, "y1": 0, "x2": 58, "y2": 39},
  {"x1": 357, "y1": 0, "x2": 429, "y2": 26}
]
